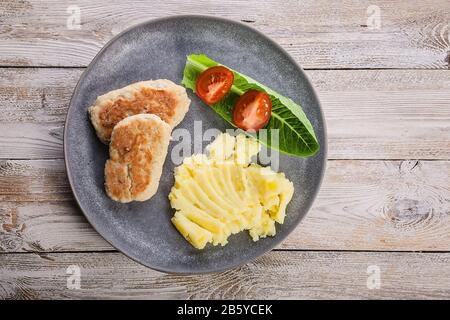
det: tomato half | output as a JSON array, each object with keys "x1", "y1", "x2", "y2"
[
  {"x1": 195, "y1": 66, "x2": 234, "y2": 104},
  {"x1": 232, "y1": 90, "x2": 272, "y2": 131}
]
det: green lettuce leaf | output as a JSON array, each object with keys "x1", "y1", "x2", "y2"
[{"x1": 181, "y1": 54, "x2": 320, "y2": 157}]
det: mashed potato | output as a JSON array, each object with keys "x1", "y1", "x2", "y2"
[{"x1": 169, "y1": 133, "x2": 294, "y2": 249}]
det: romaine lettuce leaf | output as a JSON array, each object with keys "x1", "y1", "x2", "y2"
[{"x1": 181, "y1": 54, "x2": 320, "y2": 157}]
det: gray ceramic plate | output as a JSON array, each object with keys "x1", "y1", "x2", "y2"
[{"x1": 65, "y1": 15, "x2": 327, "y2": 273}]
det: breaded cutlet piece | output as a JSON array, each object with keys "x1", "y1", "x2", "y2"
[
  {"x1": 104, "y1": 114, "x2": 171, "y2": 203},
  {"x1": 89, "y1": 79, "x2": 190, "y2": 144}
]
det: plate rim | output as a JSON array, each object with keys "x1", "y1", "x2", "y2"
[{"x1": 64, "y1": 14, "x2": 328, "y2": 274}]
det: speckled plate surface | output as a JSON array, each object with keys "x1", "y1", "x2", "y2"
[{"x1": 65, "y1": 15, "x2": 327, "y2": 273}]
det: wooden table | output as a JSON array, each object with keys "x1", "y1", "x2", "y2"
[{"x1": 1, "y1": 0, "x2": 449, "y2": 299}]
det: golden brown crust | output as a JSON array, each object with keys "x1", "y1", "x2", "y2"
[
  {"x1": 89, "y1": 79, "x2": 190, "y2": 143},
  {"x1": 98, "y1": 88, "x2": 175, "y2": 141},
  {"x1": 104, "y1": 160, "x2": 132, "y2": 201},
  {"x1": 104, "y1": 114, "x2": 171, "y2": 203}
]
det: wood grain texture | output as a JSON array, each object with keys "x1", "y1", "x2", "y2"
[
  {"x1": 1, "y1": 68, "x2": 449, "y2": 159},
  {"x1": 0, "y1": 68, "x2": 81, "y2": 159},
  {"x1": 0, "y1": 201, "x2": 110, "y2": 252},
  {"x1": 1, "y1": 159, "x2": 449, "y2": 252},
  {"x1": 0, "y1": 160, "x2": 70, "y2": 202},
  {"x1": 1, "y1": 0, "x2": 450, "y2": 300},
  {"x1": 0, "y1": 0, "x2": 449, "y2": 68},
  {"x1": 1, "y1": 251, "x2": 450, "y2": 299}
]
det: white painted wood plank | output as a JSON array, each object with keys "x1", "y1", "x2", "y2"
[
  {"x1": 1, "y1": 251, "x2": 449, "y2": 299},
  {"x1": 0, "y1": 0, "x2": 449, "y2": 68}
]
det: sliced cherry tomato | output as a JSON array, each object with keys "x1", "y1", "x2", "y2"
[
  {"x1": 195, "y1": 66, "x2": 234, "y2": 104},
  {"x1": 232, "y1": 89, "x2": 272, "y2": 131}
]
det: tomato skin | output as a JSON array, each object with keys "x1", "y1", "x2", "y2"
[
  {"x1": 232, "y1": 90, "x2": 272, "y2": 131},
  {"x1": 195, "y1": 66, "x2": 234, "y2": 105}
]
